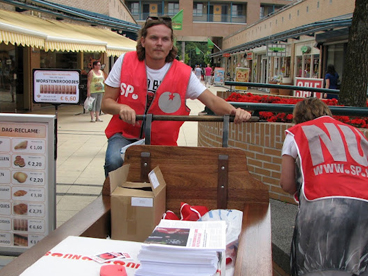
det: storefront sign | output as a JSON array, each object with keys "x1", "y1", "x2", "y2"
[
  {"x1": 246, "y1": 52, "x2": 253, "y2": 60},
  {"x1": 294, "y1": 78, "x2": 324, "y2": 98},
  {"x1": 33, "y1": 69, "x2": 81, "y2": 105},
  {"x1": 213, "y1": 67, "x2": 225, "y2": 85},
  {"x1": 0, "y1": 114, "x2": 56, "y2": 255},
  {"x1": 235, "y1": 67, "x2": 250, "y2": 91},
  {"x1": 222, "y1": 53, "x2": 231, "y2": 57},
  {"x1": 267, "y1": 44, "x2": 286, "y2": 57}
]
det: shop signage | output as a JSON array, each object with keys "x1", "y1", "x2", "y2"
[
  {"x1": 267, "y1": 44, "x2": 286, "y2": 57},
  {"x1": 235, "y1": 67, "x2": 250, "y2": 91},
  {"x1": 222, "y1": 53, "x2": 231, "y2": 57},
  {"x1": 33, "y1": 69, "x2": 81, "y2": 105},
  {"x1": 213, "y1": 67, "x2": 225, "y2": 85},
  {"x1": 246, "y1": 52, "x2": 253, "y2": 60},
  {"x1": 0, "y1": 114, "x2": 56, "y2": 255},
  {"x1": 301, "y1": 46, "x2": 311, "y2": 53},
  {"x1": 294, "y1": 77, "x2": 324, "y2": 98}
]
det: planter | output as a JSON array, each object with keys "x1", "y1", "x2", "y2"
[
  {"x1": 268, "y1": 81, "x2": 279, "y2": 95},
  {"x1": 279, "y1": 83, "x2": 292, "y2": 95}
]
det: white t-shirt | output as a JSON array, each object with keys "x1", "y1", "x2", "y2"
[
  {"x1": 105, "y1": 54, "x2": 206, "y2": 100},
  {"x1": 281, "y1": 133, "x2": 298, "y2": 158}
]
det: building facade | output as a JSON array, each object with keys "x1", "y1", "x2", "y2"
[{"x1": 0, "y1": 0, "x2": 138, "y2": 113}]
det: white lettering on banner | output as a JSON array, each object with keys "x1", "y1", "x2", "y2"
[
  {"x1": 303, "y1": 123, "x2": 368, "y2": 166},
  {"x1": 313, "y1": 164, "x2": 368, "y2": 177},
  {"x1": 120, "y1": 83, "x2": 134, "y2": 97}
]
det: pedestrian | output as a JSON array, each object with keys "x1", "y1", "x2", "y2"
[
  {"x1": 280, "y1": 97, "x2": 368, "y2": 276},
  {"x1": 323, "y1": 64, "x2": 339, "y2": 99},
  {"x1": 101, "y1": 16, "x2": 251, "y2": 177},
  {"x1": 194, "y1": 65, "x2": 202, "y2": 80},
  {"x1": 87, "y1": 60, "x2": 105, "y2": 122},
  {"x1": 204, "y1": 64, "x2": 212, "y2": 87}
]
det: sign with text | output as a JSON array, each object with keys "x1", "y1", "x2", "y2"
[
  {"x1": 33, "y1": 69, "x2": 81, "y2": 104},
  {"x1": 267, "y1": 44, "x2": 286, "y2": 57},
  {"x1": 235, "y1": 67, "x2": 249, "y2": 91},
  {"x1": 0, "y1": 114, "x2": 56, "y2": 255},
  {"x1": 294, "y1": 78, "x2": 324, "y2": 98}
]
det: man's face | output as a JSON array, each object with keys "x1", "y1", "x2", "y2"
[{"x1": 141, "y1": 24, "x2": 173, "y2": 65}]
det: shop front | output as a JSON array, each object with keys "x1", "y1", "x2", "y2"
[{"x1": 0, "y1": 9, "x2": 137, "y2": 113}]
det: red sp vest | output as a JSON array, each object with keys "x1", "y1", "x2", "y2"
[
  {"x1": 105, "y1": 52, "x2": 191, "y2": 145},
  {"x1": 287, "y1": 116, "x2": 368, "y2": 201}
]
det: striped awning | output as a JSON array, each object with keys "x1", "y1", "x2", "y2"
[{"x1": 0, "y1": 9, "x2": 136, "y2": 55}]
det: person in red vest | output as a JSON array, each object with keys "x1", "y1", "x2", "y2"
[
  {"x1": 101, "y1": 16, "x2": 251, "y2": 177},
  {"x1": 280, "y1": 97, "x2": 368, "y2": 276}
]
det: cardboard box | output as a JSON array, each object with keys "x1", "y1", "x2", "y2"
[{"x1": 110, "y1": 164, "x2": 166, "y2": 242}]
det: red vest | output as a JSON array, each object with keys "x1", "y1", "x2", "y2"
[
  {"x1": 105, "y1": 52, "x2": 191, "y2": 145},
  {"x1": 287, "y1": 116, "x2": 368, "y2": 201}
]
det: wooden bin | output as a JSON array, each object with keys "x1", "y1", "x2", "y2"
[
  {"x1": 269, "y1": 81, "x2": 279, "y2": 95},
  {"x1": 1, "y1": 146, "x2": 272, "y2": 276}
]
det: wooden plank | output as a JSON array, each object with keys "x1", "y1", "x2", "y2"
[
  {"x1": 123, "y1": 145, "x2": 269, "y2": 215},
  {"x1": 234, "y1": 203, "x2": 272, "y2": 276}
]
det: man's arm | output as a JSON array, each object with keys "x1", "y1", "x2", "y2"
[
  {"x1": 101, "y1": 85, "x2": 138, "y2": 125},
  {"x1": 197, "y1": 89, "x2": 251, "y2": 123}
]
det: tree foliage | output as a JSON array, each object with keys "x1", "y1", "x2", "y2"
[
  {"x1": 339, "y1": 0, "x2": 368, "y2": 107},
  {"x1": 176, "y1": 41, "x2": 211, "y2": 68}
]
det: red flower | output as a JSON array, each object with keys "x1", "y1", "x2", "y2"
[{"x1": 226, "y1": 92, "x2": 368, "y2": 128}]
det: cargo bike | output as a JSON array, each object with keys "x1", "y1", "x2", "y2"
[{"x1": 1, "y1": 114, "x2": 272, "y2": 276}]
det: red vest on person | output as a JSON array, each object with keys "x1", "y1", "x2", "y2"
[
  {"x1": 287, "y1": 116, "x2": 368, "y2": 201},
  {"x1": 105, "y1": 52, "x2": 191, "y2": 145}
]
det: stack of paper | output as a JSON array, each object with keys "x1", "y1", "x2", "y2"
[{"x1": 135, "y1": 219, "x2": 226, "y2": 276}]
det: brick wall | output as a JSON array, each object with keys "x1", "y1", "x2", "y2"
[{"x1": 198, "y1": 92, "x2": 368, "y2": 204}]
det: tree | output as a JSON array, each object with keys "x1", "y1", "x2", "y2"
[{"x1": 339, "y1": 0, "x2": 368, "y2": 107}]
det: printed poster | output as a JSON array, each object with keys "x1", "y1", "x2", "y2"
[
  {"x1": 235, "y1": 67, "x2": 250, "y2": 91},
  {"x1": 213, "y1": 67, "x2": 225, "y2": 85}
]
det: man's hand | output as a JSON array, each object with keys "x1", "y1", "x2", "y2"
[
  {"x1": 119, "y1": 105, "x2": 137, "y2": 125},
  {"x1": 231, "y1": 108, "x2": 251, "y2": 124}
]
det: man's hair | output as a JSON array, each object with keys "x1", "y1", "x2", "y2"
[
  {"x1": 293, "y1": 97, "x2": 332, "y2": 124},
  {"x1": 136, "y1": 18, "x2": 178, "y2": 62}
]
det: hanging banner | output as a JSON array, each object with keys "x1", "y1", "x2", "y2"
[
  {"x1": 294, "y1": 77, "x2": 324, "y2": 98},
  {"x1": 0, "y1": 114, "x2": 56, "y2": 255},
  {"x1": 235, "y1": 67, "x2": 250, "y2": 91},
  {"x1": 213, "y1": 67, "x2": 225, "y2": 85}
]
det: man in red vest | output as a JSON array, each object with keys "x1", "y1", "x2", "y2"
[
  {"x1": 101, "y1": 16, "x2": 251, "y2": 177},
  {"x1": 280, "y1": 98, "x2": 368, "y2": 276}
]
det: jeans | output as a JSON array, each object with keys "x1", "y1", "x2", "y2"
[{"x1": 104, "y1": 133, "x2": 137, "y2": 178}]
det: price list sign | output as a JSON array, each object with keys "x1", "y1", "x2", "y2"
[
  {"x1": 0, "y1": 114, "x2": 55, "y2": 255},
  {"x1": 33, "y1": 69, "x2": 81, "y2": 105}
]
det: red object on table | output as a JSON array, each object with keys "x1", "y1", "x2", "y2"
[{"x1": 100, "y1": 265, "x2": 127, "y2": 276}]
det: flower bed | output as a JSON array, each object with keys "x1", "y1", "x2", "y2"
[{"x1": 225, "y1": 92, "x2": 368, "y2": 128}]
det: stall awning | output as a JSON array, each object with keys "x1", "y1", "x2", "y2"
[
  {"x1": 0, "y1": 9, "x2": 136, "y2": 55},
  {"x1": 211, "y1": 14, "x2": 353, "y2": 57}
]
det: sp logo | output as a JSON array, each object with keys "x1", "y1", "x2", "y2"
[{"x1": 120, "y1": 83, "x2": 138, "y2": 100}]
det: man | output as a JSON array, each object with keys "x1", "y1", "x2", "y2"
[
  {"x1": 204, "y1": 64, "x2": 212, "y2": 87},
  {"x1": 101, "y1": 16, "x2": 251, "y2": 177},
  {"x1": 194, "y1": 65, "x2": 202, "y2": 80}
]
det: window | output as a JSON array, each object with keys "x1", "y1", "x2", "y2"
[
  {"x1": 193, "y1": 3, "x2": 203, "y2": 16},
  {"x1": 130, "y1": 2, "x2": 139, "y2": 15},
  {"x1": 168, "y1": 3, "x2": 179, "y2": 15},
  {"x1": 231, "y1": 4, "x2": 243, "y2": 17}
]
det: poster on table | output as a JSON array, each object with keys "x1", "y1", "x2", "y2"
[
  {"x1": 0, "y1": 114, "x2": 56, "y2": 255},
  {"x1": 235, "y1": 67, "x2": 250, "y2": 91},
  {"x1": 33, "y1": 69, "x2": 81, "y2": 104},
  {"x1": 213, "y1": 67, "x2": 225, "y2": 86},
  {"x1": 294, "y1": 78, "x2": 324, "y2": 98}
]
